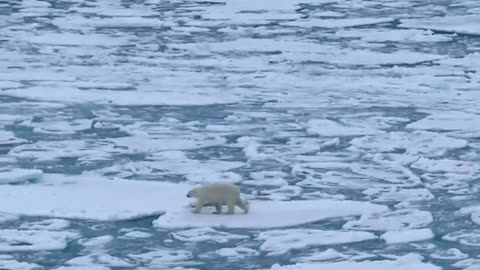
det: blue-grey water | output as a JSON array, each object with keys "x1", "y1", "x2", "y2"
[{"x1": 1, "y1": 0, "x2": 480, "y2": 269}]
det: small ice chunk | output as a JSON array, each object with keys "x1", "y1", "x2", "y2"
[
  {"x1": 381, "y1": 228, "x2": 434, "y2": 244},
  {"x1": 79, "y1": 235, "x2": 114, "y2": 249},
  {"x1": 0, "y1": 169, "x2": 43, "y2": 184},
  {"x1": 119, "y1": 231, "x2": 152, "y2": 239},
  {"x1": 258, "y1": 229, "x2": 376, "y2": 255},
  {"x1": 295, "y1": 248, "x2": 347, "y2": 262},
  {"x1": 172, "y1": 227, "x2": 248, "y2": 243},
  {"x1": 129, "y1": 249, "x2": 193, "y2": 266},
  {"x1": 443, "y1": 229, "x2": 480, "y2": 246},
  {"x1": 0, "y1": 229, "x2": 80, "y2": 251},
  {"x1": 214, "y1": 247, "x2": 259, "y2": 259},
  {"x1": 430, "y1": 248, "x2": 468, "y2": 260}
]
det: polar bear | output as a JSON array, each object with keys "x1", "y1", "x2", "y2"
[{"x1": 186, "y1": 183, "x2": 249, "y2": 214}]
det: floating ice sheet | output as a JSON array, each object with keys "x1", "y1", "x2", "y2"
[
  {"x1": 269, "y1": 253, "x2": 441, "y2": 270},
  {"x1": 0, "y1": 229, "x2": 79, "y2": 251},
  {"x1": 343, "y1": 209, "x2": 433, "y2": 231},
  {"x1": 153, "y1": 199, "x2": 387, "y2": 229},
  {"x1": 0, "y1": 130, "x2": 27, "y2": 145},
  {"x1": 0, "y1": 173, "x2": 191, "y2": 221},
  {"x1": 381, "y1": 228, "x2": 434, "y2": 244},
  {"x1": 0, "y1": 169, "x2": 43, "y2": 184},
  {"x1": 258, "y1": 229, "x2": 376, "y2": 255},
  {"x1": 400, "y1": 15, "x2": 480, "y2": 36},
  {"x1": 1, "y1": 87, "x2": 239, "y2": 106}
]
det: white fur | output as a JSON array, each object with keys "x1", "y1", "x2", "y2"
[{"x1": 186, "y1": 183, "x2": 249, "y2": 214}]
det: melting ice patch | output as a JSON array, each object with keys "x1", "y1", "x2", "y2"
[{"x1": 153, "y1": 200, "x2": 387, "y2": 229}]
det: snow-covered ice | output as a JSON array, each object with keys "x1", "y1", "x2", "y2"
[{"x1": 0, "y1": 173, "x2": 191, "y2": 221}]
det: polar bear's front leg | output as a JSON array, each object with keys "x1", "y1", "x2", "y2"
[{"x1": 193, "y1": 199, "x2": 205, "y2": 214}]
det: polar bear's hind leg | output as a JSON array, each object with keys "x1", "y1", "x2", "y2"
[{"x1": 214, "y1": 203, "x2": 222, "y2": 214}]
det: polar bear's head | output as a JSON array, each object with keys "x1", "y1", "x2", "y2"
[{"x1": 186, "y1": 187, "x2": 200, "y2": 198}]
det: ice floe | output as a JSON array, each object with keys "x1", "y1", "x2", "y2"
[
  {"x1": 381, "y1": 228, "x2": 434, "y2": 244},
  {"x1": 0, "y1": 258, "x2": 40, "y2": 270},
  {"x1": 19, "y1": 219, "x2": 70, "y2": 231},
  {"x1": 307, "y1": 119, "x2": 383, "y2": 137},
  {"x1": 430, "y1": 248, "x2": 468, "y2": 260},
  {"x1": 349, "y1": 131, "x2": 467, "y2": 157},
  {"x1": 0, "y1": 130, "x2": 27, "y2": 145},
  {"x1": 1, "y1": 87, "x2": 239, "y2": 106},
  {"x1": 128, "y1": 249, "x2": 193, "y2": 268},
  {"x1": 172, "y1": 227, "x2": 248, "y2": 243},
  {"x1": 0, "y1": 169, "x2": 43, "y2": 184},
  {"x1": 0, "y1": 173, "x2": 191, "y2": 221},
  {"x1": 0, "y1": 229, "x2": 79, "y2": 251},
  {"x1": 269, "y1": 253, "x2": 441, "y2": 270},
  {"x1": 400, "y1": 15, "x2": 480, "y2": 36},
  {"x1": 335, "y1": 29, "x2": 452, "y2": 43},
  {"x1": 343, "y1": 209, "x2": 433, "y2": 231},
  {"x1": 443, "y1": 229, "x2": 480, "y2": 247},
  {"x1": 153, "y1": 199, "x2": 387, "y2": 229},
  {"x1": 212, "y1": 247, "x2": 259, "y2": 259},
  {"x1": 258, "y1": 229, "x2": 376, "y2": 255}
]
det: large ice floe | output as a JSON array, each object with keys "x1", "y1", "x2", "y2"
[
  {"x1": 0, "y1": 172, "x2": 388, "y2": 229},
  {"x1": 0, "y1": 173, "x2": 191, "y2": 221},
  {"x1": 153, "y1": 199, "x2": 387, "y2": 229}
]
